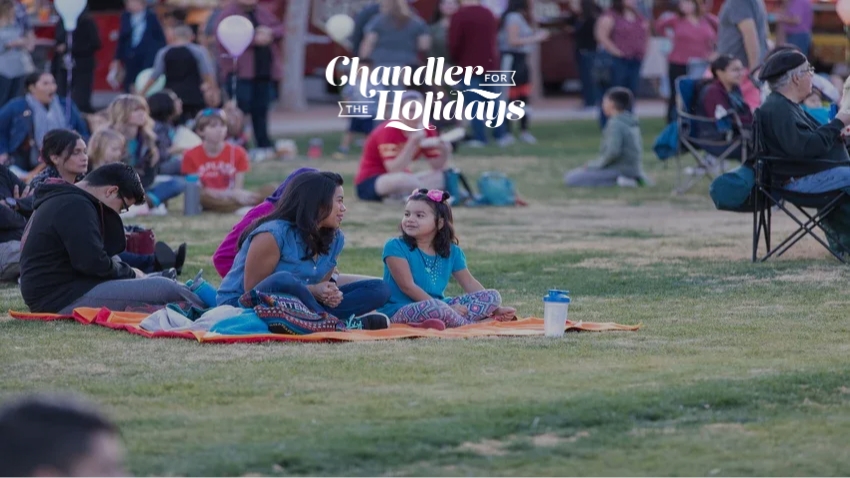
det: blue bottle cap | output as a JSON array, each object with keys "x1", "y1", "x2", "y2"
[
  {"x1": 543, "y1": 291, "x2": 571, "y2": 303},
  {"x1": 548, "y1": 289, "x2": 570, "y2": 296},
  {"x1": 186, "y1": 174, "x2": 200, "y2": 183}
]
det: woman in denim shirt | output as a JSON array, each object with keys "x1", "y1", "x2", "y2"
[{"x1": 216, "y1": 171, "x2": 391, "y2": 328}]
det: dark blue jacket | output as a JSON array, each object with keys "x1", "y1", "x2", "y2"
[
  {"x1": 114, "y1": 9, "x2": 166, "y2": 69},
  {"x1": 0, "y1": 97, "x2": 90, "y2": 158}
]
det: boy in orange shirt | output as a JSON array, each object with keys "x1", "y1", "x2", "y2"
[{"x1": 181, "y1": 108, "x2": 266, "y2": 213}]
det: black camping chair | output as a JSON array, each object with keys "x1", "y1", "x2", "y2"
[
  {"x1": 673, "y1": 77, "x2": 750, "y2": 195},
  {"x1": 751, "y1": 110, "x2": 850, "y2": 263}
]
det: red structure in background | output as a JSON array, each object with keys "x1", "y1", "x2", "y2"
[{"x1": 32, "y1": 0, "x2": 589, "y2": 96}]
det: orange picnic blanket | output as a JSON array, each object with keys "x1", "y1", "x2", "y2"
[{"x1": 8, "y1": 308, "x2": 640, "y2": 343}]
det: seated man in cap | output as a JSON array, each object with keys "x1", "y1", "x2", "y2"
[
  {"x1": 756, "y1": 48, "x2": 850, "y2": 255},
  {"x1": 354, "y1": 91, "x2": 451, "y2": 202}
]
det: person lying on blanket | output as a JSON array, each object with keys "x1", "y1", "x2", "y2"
[
  {"x1": 215, "y1": 171, "x2": 392, "y2": 329},
  {"x1": 378, "y1": 189, "x2": 515, "y2": 330},
  {"x1": 19, "y1": 163, "x2": 204, "y2": 314}
]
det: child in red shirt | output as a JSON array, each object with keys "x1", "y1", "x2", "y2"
[
  {"x1": 354, "y1": 91, "x2": 452, "y2": 202},
  {"x1": 181, "y1": 108, "x2": 263, "y2": 213}
]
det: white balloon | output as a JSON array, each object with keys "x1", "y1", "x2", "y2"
[
  {"x1": 135, "y1": 68, "x2": 165, "y2": 97},
  {"x1": 325, "y1": 14, "x2": 354, "y2": 43},
  {"x1": 217, "y1": 15, "x2": 255, "y2": 58},
  {"x1": 54, "y1": 0, "x2": 87, "y2": 31}
]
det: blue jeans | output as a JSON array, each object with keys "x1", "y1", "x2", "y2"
[
  {"x1": 467, "y1": 75, "x2": 506, "y2": 143},
  {"x1": 577, "y1": 50, "x2": 599, "y2": 108},
  {"x1": 786, "y1": 32, "x2": 812, "y2": 56},
  {"x1": 786, "y1": 166, "x2": 850, "y2": 194},
  {"x1": 118, "y1": 252, "x2": 155, "y2": 273},
  {"x1": 599, "y1": 57, "x2": 642, "y2": 129},
  {"x1": 147, "y1": 179, "x2": 185, "y2": 207},
  {"x1": 229, "y1": 77, "x2": 274, "y2": 148},
  {"x1": 254, "y1": 271, "x2": 391, "y2": 319}
]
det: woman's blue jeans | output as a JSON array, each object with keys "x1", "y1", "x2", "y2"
[
  {"x1": 146, "y1": 178, "x2": 185, "y2": 207},
  {"x1": 599, "y1": 57, "x2": 642, "y2": 129},
  {"x1": 786, "y1": 32, "x2": 812, "y2": 56},
  {"x1": 577, "y1": 50, "x2": 599, "y2": 108},
  {"x1": 467, "y1": 75, "x2": 507, "y2": 143},
  {"x1": 254, "y1": 271, "x2": 390, "y2": 319}
]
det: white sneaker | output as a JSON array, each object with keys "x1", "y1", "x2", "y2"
[
  {"x1": 150, "y1": 204, "x2": 168, "y2": 216},
  {"x1": 235, "y1": 206, "x2": 253, "y2": 216},
  {"x1": 616, "y1": 176, "x2": 639, "y2": 187},
  {"x1": 122, "y1": 203, "x2": 149, "y2": 219},
  {"x1": 519, "y1": 131, "x2": 537, "y2": 144},
  {"x1": 497, "y1": 135, "x2": 516, "y2": 148}
]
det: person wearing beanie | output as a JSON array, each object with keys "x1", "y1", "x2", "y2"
[{"x1": 755, "y1": 49, "x2": 850, "y2": 257}]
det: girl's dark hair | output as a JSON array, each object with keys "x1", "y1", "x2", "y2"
[
  {"x1": 41, "y1": 129, "x2": 82, "y2": 168},
  {"x1": 500, "y1": 0, "x2": 530, "y2": 30},
  {"x1": 147, "y1": 91, "x2": 176, "y2": 123},
  {"x1": 238, "y1": 172, "x2": 344, "y2": 259},
  {"x1": 24, "y1": 72, "x2": 51, "y2": 91},
  {"x1": 710, "y1": 54, "x2": 737, "y2": 79},
  {"x1": 401, "y1": 189, "x2": 458, "y2": 258}
]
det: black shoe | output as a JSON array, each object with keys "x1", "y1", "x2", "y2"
[
  {"x1": 147, "y1": 268, "x2": 178, "y2": 280},
  {"x1": 346, "y1": 312, "x2": 390, "y2": 330},
  {"x1": 174, "y1": 243, "x2": 187, "y2": 276},
  {"x1": 154, "y1": 242, "x2": 176, "y2": 272}
]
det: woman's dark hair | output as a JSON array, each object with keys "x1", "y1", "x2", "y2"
[
  {"x1": 238, "y1": 172, "x2": 344, "y2": 259},
  {"x1": 41, "y1": 129, "x2": 82, "y2": 168},
  {"x1": 147, "y1": 91, "x2": 176, "y2": 123},
  {"x1": 500, "y1": 0, "x2": 530, "y2": 30},
  {"x1": 401, "y1": 189, "x2": 458, "y2": 258},
  {"x1": 676, "y1": 0, "x2": 704, "y2": 17},
  {"x1": 710, "y1": 54, "x2": 737, "y2": 79},
  {"x1": 24, "y1": 72, "x2": 51, "y2": 91}
]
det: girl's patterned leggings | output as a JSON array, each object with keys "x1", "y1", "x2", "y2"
[{"x1": 390, "y1": 289, "x2": 502, "y2": 328}]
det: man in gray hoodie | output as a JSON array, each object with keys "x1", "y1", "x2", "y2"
[{"x1": 564, "y1": 87, "x2": 648, "y2": 187}]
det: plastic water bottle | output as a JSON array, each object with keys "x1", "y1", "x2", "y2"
[
  {"x1": 543, "y1": 290, "x2": 571, "y2": 338},
  {"x1": 307, "y1": 138, "x2": 323, "y2": 159},
  {"x1": 186, "y1": 270, "x2": 217, "y2": 308},
  {"x1": 184, "y1": 174, "x2": 202, "y2": 216}
]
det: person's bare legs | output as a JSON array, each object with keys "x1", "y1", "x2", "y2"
[{"x1": 374, "y1": 170, "x2": 446, "y2": 199}]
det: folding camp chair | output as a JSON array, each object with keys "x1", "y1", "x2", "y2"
[
  {"x1": 673, "y1": 77, "x2": 750, "y2": 195},
  {"x1": 751, "y1": 111, "x2": 850, "y2": 263}
]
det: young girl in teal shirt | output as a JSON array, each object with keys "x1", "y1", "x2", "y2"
[{"x1": 379, "y1": 189, "x2": 515, "y2": 328}]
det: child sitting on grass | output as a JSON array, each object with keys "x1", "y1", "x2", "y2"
[
  {"x1": 563, "y1": 87, "x2": 649, "y2": 188},
  {"x1": 86, "y1": 128, "x2": 125, "y2": 172},
  {"x1": 181, "y1": 108, "x2": 265, "y2": 213},
  {"x1": 379, "y1": 189, "x2": 515, "y2": 330}
]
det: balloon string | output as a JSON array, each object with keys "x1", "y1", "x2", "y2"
[
  {"x1": 231, "y1": 55, "x2": 237, "y2": 187},
  {"x1": 64, "y1": 31, "x2": 73, "y2": 123}
]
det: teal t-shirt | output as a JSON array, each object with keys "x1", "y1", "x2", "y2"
[{"x1": 378, "y1": 237, "x2": 467, "y2": 317}]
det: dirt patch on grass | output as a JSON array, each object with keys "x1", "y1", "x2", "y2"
[{"x1": 458, "y1": 439, "x2": 509, "y2": 456}]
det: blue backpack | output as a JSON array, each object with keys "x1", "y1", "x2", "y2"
[{"x1": 474, "y1": 171, "x2": 517, "y2": 207}]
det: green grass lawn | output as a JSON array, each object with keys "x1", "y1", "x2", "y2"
[{"x1": 3, "y1": 119, "x2": 850, "y2": 476}]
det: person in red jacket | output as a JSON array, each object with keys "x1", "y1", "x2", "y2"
[{"x1": 448, "y1": 0, "x2": 510, "y2": 148}]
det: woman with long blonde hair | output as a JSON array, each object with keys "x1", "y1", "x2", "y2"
[{"x1": 107, "y1": 94, "x2": 184, "y2": 216}]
